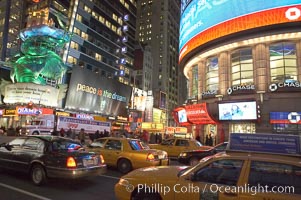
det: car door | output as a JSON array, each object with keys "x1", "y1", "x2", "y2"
[
  {"x1": 239, "y1": 160, "x2": 301, "y2": 200},
  {"x1": 0, "y1": 142, "x2": 15, "y2": 169},
  {"x1": 175, "y1": 158, "x2": 246, "y2": 200},
  {"x1": 4, "y1": 138, "x2": 26, "y2": 171},
  {"x1": 103, "y1": 139, "x2": 122, "y2": 166},
  {"x1": 12, "y1": 137, "x2": 44, "y2": 172},
  {"x1": 172, "y1": 139, "x2": 190, "y2": 157},
  {"x1": 155, "y1": 139, "x2": 175, "y2": 156}
]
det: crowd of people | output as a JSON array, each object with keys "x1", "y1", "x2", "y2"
[
  {"x1": 53, "y1": 127, "x2": 174, "y2": 146},
  {"x1": 195, "y1": 133, "x2": 214, "y2": 146}
]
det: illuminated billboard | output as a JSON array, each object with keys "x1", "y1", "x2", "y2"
[
  {"x1": 65, "y1": 66, "x2": 132, "y2": 117},
  {"x1": 218, "y1": 101, "x2": 258, "y2": 121},
  {"x1": 179, "y1": 0, "x2": 301, "y2": 62}
]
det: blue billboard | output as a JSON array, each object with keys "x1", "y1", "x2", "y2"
[{"x1": 229, "y1": 133, "x2": 301, "y2": 155}]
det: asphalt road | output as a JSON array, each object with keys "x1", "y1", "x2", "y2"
[{"x1": 0, "y1": 136, "x2": 181, "y2": 200}]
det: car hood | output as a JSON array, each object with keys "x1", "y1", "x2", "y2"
[
  {"x1": 182, "y1": 146, "x2": 213, "y2": 153},
  {"x1": 122, "y1": 166, "x2": 189, "y2": 180}
]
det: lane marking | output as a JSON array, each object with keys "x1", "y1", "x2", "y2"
[
  {"x1": 0, "y1": 182, "x2": 52, "y2": 200},
  {"x1": 99, "y1": 174, "x2": 120, "y2": 180}
]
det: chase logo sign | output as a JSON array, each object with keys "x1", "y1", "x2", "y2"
[
  {"x1": 227, "y1": 85, "x2": 255, "y2": 95},
  {"x1": 270, "y1": 112, "x2": 301, "y2": 124},
  {"x1": 269, "y1": 82, "x2": 301, "y2": 92}
]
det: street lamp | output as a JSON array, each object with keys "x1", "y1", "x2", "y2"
[
  {"x1": 256, "y1": 91, "x2": 265, "y2": 103},
  {"x1": 215, "y1": 94, "x2": 223, "y2": 101}
]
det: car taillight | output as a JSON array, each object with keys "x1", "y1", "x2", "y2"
[
  {"x1": 146, "y1": 153, "x2": 155, "y2": 161},
  {"x1": 100, "y1": 155, "x2": 105, "y2": 164},
  {"x1": 67, "y1": 157, "x2": 77, "y2": 168}
]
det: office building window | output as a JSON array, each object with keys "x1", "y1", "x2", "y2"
[
  {"x1": 67, "y1": 56, "x2": 77, "y2": 65},
  {"x1": 205, "y1": 57, "x2": 218, "y2": 91},
  {"x1": 231, "y1": 48, "x2": 253, "y2": 86},
  {"x1": 269, "y1": 42, "x2": 297, "y2": 83},
  {"x1": 76, "y1": 14, "x2": 82, "y2": 22}
]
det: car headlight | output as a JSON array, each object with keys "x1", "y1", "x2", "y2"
[
  {"x1": 118, "y1": 178, "x2": 130, "y2": 187},
  {"x1": 180, "y1": 153, "x2": 187, "y2": 157}
]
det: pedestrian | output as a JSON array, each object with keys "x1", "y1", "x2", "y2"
[
  {"x1": 89, "y1": 132, "x2": 95, "y2": 142},
  {"x1": 59, "y1": 128, "x2": 65, "y2": 137},
  {"x1": 66, "y1": 128, "x2": 72, "y2": 138},
  {"x1": 195, "y1": 134, "x2": 201, "y2": 142},
  {"x1": 95, "y1": 130, "x2": 100, "y2": 140},
  {"x1": 78, "y1": 128, "x2": 86, "y2": 145},
  {"x1": 205, "y1": 134, "x2": 210, "y2": 146},
  {"x1": 208, "y1": 134, "x2": 213, "y2": 146},
  {"x1": 104, "y1": 129, "x2": 109, "y2": 137},
  {"x1": 71, "y1": 129, "x2": 76, "y2": 140}
]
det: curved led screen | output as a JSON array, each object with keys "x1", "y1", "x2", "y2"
[{"x1": 179, "y1": 0, "x2": 301, "y2": 62}]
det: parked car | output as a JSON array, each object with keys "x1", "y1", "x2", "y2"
[
  {"x1": 115, "y1": 139, "x2": 301, "y2": 200},
  {"x1": 149, "y1": 138, "x2": 211, "y2": 158},
  {"x1": 0, "y1": 136, "x2": 106, "y2": 185},
  {"x1": 178, "y1": 142, "x2": 228, "y2": 165},
  {"x1": 86, "y1": 137, "x2": 168, "y2": 174}
]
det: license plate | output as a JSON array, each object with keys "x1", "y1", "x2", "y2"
[
  {"x1": 83, "y1": 159, "x2": 96, "y2": 166},
  {"x1": 158, "y1": 155, "x2": 164, "y2": 159}
]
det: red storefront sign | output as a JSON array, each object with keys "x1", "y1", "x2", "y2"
[
  {"x1": 17, "y1": 106, "x2": 54, "y2": 115},
  {"x1": 173, "y1": 103, "x2": 216, "y2": 125},
  {"x1": 185, "y1": 103, "x2": 216, "y2": 124}
]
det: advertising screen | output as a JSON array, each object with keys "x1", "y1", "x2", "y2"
[
  {"x1": 218, "y1": 101, "x2": 257, "y2": 121},
  {"x1": 179, "y1": 0, "x2": 301, "y2": 62},
  {"x1": 178, "y1": 109, "x2": 188, "y2": 123}
]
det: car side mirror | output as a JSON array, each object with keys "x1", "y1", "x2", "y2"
[{"x1": 5, "y1": 144, "x2": 12, "y2": 151}]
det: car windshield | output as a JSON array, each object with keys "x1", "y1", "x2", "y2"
[
  {"x1": 90, "y1": 140, "x2": 105, "y2": 148},
  {"x1": 129, "y1": 140, "x2": 150, "y2": 150},
  {"x1": 177, "y1": 156, "x2": 213, "y2": 177}
]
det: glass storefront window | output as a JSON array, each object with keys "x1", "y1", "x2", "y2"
[
  {"x1": 269, "y1": 42, "x2": 297, "y2": 83},
  {"x1": 231, "y1": 48, "x2": 253, "y2": 86},
  {"x1": 230, "y1": 123, "x2": 255, "y2": 133},
  {"x1": 206, "y1": 57, "x2": 218, "y2": 91}
]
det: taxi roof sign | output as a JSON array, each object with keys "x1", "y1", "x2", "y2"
[{"x1": 229, "y1": 133, "x2": 301, "y2": 155}]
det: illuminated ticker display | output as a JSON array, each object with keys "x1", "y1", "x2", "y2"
[{"x1": 179, "y1": 0, "x2": 301, "y2": 62}]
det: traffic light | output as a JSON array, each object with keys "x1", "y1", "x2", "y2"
[{"x1": 27, "y1": 101, "x2": 34, "y2": 109}]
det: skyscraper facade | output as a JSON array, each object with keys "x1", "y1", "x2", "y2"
[
  {"x1": 136, "y1": 0, "x2": 182, "y2": 126},
  {"x1": 0, "y1": 0, "x2": 24, "y2": 76},
  {"x1": 1, "y1": 0, "x2": 137, "y2": 85}
]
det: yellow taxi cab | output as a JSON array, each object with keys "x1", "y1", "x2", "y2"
[
  {"x1": 115, "y1": 133, "x2": 301, "y2": 200},
  {"x1": 149, "y1": 138, "x2": 211, "y2": 158},
  {"x1": 86, "y1": 137, "x2": 168, "y2": 173}
]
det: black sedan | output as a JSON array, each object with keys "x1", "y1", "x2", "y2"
[
  {"x1": 0, "y1": 136, "x2": 106, "y2": 185},
  {"x1": 178, "y1": 142, "x2": 228, "y2": 165}
]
